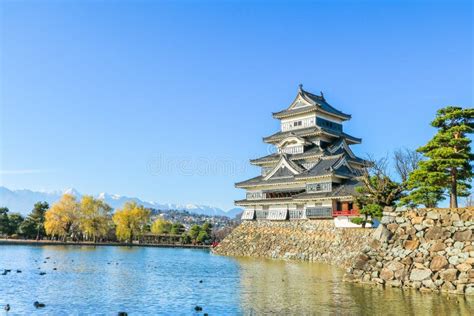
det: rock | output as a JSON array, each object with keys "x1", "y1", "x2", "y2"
[
  {"x1": 454, "y1": 241, "x2": 465, "y2": 249},
  {"x1": 369, "y1": 239, "x2": 381, "y2": 250},
  {"x1": 426, "y1": 211, "x2": 440, "y2": 220},
  {"x1": 422, "y1": 219, "x2": 435, "y2": 227},
  {"x1": 440, "y1": 269, "x2": 458, "y2": 282},
  {"x1": 383, "y1": 206, "x2": 394, "y2": 213},
  {"x1": 386, "y1": 261, "x2": 405, "y2": 271},
  {"x1": 372, "y1": 225, "x2": 392, "y2": 243},
  {"x1": 387, "y1": 223, "x2": 399, "y2": 232},
  {"x1": 401, "y1": 257, "x2": 413, "y2": 265},
  {"x1": 362, "y1": 274, "x2": 371, "y2": 282},
  {"x1": 425, "y1": 227, "x2": 444, "y2": 240},
  {"x1": 380, "y1": 268, "x2": 394, "y2": 281},
  {"x1": 430, "y1": 242, "x2": 446, "y2": 252},
  {"x1": 441, "y1": 281, "x2": 455, "y2": 292},
  {"x1": 404, "y1": 240, "x2": 419, "y2": 250},
  {"x1": 414, "y1": 224, "x2": 424, "y2": 231},
  {"x1": 422, "y1": 279, "x2": 435, "y2": 289},
  {"x1": 448, "y1": 256, "x2": 460, "y2": 265},
  {"x1": 454, "y1": 230, "x2": 472, "y2": 241},
  {"x1": 466, "y1": 285, "x2": 474, "y2": 295},
  {"x1": 409, "y1": 268, "x2": 432, "y2": 281},
  {"x1": 430, "y1": 256, "x2": 448, "y2": 271},
  {"x1": 456, "y1": 263, "x2": 472, "y2": 272},
  {"x1": 411, "y1": 217, "x2": 424, "y2": 225}
]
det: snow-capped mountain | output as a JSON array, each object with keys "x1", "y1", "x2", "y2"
[{"x1": 0, "y1": 186, "x2": 242, "y2": 218}]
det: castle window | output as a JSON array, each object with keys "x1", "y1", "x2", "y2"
[{"x1": 306, "y1": 182, "x2": 332, "y2": 193}]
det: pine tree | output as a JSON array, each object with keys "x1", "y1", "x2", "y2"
[
  {"x1": 405, "y1": 106, "x2": 473, "y2": 208},
  {"x1": 0, "y1": 207, "x2": 9, "y2": 236},
  {"x1": 28, "y1": 202, "x2": 49, "y2": 240}
]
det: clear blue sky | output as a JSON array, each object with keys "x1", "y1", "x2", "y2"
[{"x1": 0, "y1": 0, "x2": 472, "y2": 210}]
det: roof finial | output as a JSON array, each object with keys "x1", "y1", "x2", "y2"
[
  {"x1": 320, "y1": 91, "x2": 325, "y2": 100},
  {"x1": 298, "y1": 84, "x2": 303, "y2": 92}
]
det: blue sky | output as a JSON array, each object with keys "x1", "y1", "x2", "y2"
[{"x1": 0, "y1": 0, "x2": 472, "y2": 210}]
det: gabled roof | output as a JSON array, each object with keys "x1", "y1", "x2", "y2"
[
  {"x1": 263, "y1": 155, "x2": 304, "y2": 180},
  {"x1": 272, "y1": 86, "x2": 351, "y2": 120},
  {"x1": 234, "y1": 174, "x2": 302, "y2": 188},
  {"x1": 295, "y1": 155, "x2": 360, "y2": 180},
  {"x1": 250, "y1": 145, "x2": 327, "y2": 166},
  {"x1": 250, "y1": 153, "x2": 280, "y2": 165},
  {"x1": 237, "y1": 154, "x2": 361, "y2": 188}
]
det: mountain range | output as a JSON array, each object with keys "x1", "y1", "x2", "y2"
[{"x1": 0, "y1": 186, "x2": 242, "y2": 218}]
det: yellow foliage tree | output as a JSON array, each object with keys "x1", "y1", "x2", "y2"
[
  {"x1": 79, "y1": 195, "x2": 112, "y2": 242},
  {"x1": 112, "y1": 201, "x2": 150, "y2": 242},
  {"x1": 45, "y1": 194, "x2": 80, "y2": 241},
  {"x1": 151, "y1": 217, "x2": 172, "y2": 235}
]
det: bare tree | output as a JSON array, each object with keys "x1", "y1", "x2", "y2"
[
  {"x1": 357, "y1": 154, "x2": 405, "y2": 207},
  {"x1": 393, "y1": 148, "x2": 423, "y2": 182},
  {"x1": 466, "y1": 193, "x2": 474, "y2": 207}
]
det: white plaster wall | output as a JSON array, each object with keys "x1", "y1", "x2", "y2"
[
  {"x1": 334, "y1": 217, "x2": 373, "y2": 228},
  {"x1": 316, "y1": 112, "x2": 343, "y2": 124},
  {"x1": 281, "y1": 114, "x2": 316, "y2": 131}
]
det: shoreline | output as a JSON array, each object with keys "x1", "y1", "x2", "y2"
[{"x1": 0, "y1": 238, "x2": 210, "y2": 249}]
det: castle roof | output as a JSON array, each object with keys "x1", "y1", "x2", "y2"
[
  {"x1": 272, "y1": 86, "x2": 351, "y2": 120},
  {"x1": 236, "y1": 154, "x2": 361, "y2": 188},
  {"x1": 263, "y1": 126, "x2": 361, "y2": 144},
  {"x1": 250, "y1": 145, "x2": 328, "y2": 165},
  {"x1": 292, "y1": 179, "x2": 362, "y2": 201}
]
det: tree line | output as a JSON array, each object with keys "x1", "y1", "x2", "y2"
[
  {"x1": 0, "y1": 195, "x2": 213, "y2": 244},
  {"x1": 354, "y1": 106, "x2": 473, "y2": 226}
]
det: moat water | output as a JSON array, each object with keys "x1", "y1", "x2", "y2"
[{"x1": 0, "y1": 244, "x2": 472, "y2": 315}]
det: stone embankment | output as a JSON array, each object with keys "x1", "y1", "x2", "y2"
[
  {"x1": 344, "y1": 208, "x2": 474, "y2": 296},
  {"x1": 213, "y1": 220, "x2": 373, "y2": 267}
]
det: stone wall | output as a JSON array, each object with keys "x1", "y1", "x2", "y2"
[
  {"x1": 344, "y1": 208, "x2": 474, "y2": 296},
  {"x1": 213, "y1": 220, "x2": 373, "y2": 267}
]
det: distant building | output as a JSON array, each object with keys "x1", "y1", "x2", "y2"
[{"x1": 236, "y1": 85, "x2": 368, "y2": 221}]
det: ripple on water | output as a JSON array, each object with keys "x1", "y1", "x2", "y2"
[{"x1": 0, "y1": 245, "x2": 473, "y2": 315}]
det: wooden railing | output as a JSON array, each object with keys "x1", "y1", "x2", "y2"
[{"x1": 332, "y1": 209, "x2": 360, "y2": 217}]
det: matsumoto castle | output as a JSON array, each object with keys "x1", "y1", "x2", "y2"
[{"x1": 236, "y1": 85, "x2": 367, "y2": 222}]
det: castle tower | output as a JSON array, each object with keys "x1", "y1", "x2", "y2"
[{"x1": 236, "y1": 85, "x2": 367, "y2": 221}]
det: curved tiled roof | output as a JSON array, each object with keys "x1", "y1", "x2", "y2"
[
  {"x1": 292, "y1": 179, "x2": 362, "y2": 200},
  {"x1": 272, "y1": 88, "x2": 351, "y2": 120},
  {"x1": 263, "y1": 126, "x2": 361, "y2": 144}
]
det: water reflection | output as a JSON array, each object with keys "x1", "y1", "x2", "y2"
[
  {"x1": 0, "y1": 245, "x2": 472, "y2": 315},
  {"x1": 236, "y1": 257, "x2": 474, "y2": 315}
]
